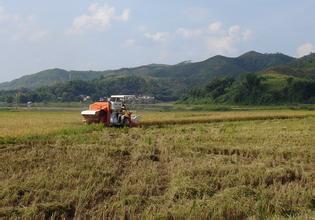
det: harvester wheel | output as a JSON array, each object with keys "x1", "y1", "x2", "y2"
[{"x1": 99, "y1": 110, "x2": 106, "y2": 124}]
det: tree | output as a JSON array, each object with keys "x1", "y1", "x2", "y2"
[
  {"x1": 206, "y1": 77, "x2": 235, "y2": 100},
  {"x1": 233, "y1": 74, "x2": 264, "y2": 104}
]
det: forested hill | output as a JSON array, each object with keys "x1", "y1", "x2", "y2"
[
  {"x1": 0, "y1": 69, "x2": 104, "y2": 91},
  {"x1": 181, "y1": 53, "x2": 315, "y2": 105},
  {"x1": 1, "y1": 51, "x2": 314, "y2": 104},
  {"x1": 264, "y1": 53, "x2": 315, "y2": 80},
  {"x1": 0, "y1": 51, "x2": 294, "y2": 91}
]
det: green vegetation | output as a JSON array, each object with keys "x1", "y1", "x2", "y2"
[
  {"x1": 0, "y1": 110, "x2": 314, "y2": 219},
  {"x1": 0, "y1": 69, "x2": 105, "y2": 91},
  {"x1": 182, "y1": 73, "x2": 315, "y2": 105},
  {"x1": 270, "y1": 53, "x2": 315, "y2": 79},
  {"x1": 0, "y1": 51, "x2": 295, "y2": 102}
]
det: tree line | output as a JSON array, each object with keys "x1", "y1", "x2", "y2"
[
  {"x1": 1, "y1": 74, "x2": 314, "y2": 105},
  {"x1": 0, "y1": 76, "x2": 179, "y2": 104},
  {"x1": 181, "y1": 74, "x2": 315, "y2": 105}
]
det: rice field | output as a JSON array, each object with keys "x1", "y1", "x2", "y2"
[
  {"x1": 1, "y1": 109, "x2": 314, "y2": 137},
  {"x1": 0, "y1": 111, "x2": 82, "y2": 138},
  {"x1": 0, "y1": 109, "x2": 314, "y2": 219}
]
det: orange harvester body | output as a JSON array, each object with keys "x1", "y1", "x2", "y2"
[
  {"x1": 88, "y1": 102, "x2": 111, "y2": 126},
  {"x1": 81, "y1": 100, "x2": 139, "y2": 127}
]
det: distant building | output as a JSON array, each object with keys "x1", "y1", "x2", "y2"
[
  {"x1": 80, "y1": 95, "x2": 91, "y2": 102},
  {"x1": 109, "y1": 95, "x2": 156, "y2": 104},
  {"x1": 83, "y1": 96, "x2": 91, "y2": 102}
]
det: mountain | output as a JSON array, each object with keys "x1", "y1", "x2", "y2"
[
  {"x1": 263, "y1": 53, "x2": 315, "y2": 79},
  {"x1": 0, "y1": 69, "x2": 105, "y2": 91},
  {"x1": 0, "y1": 51, "x2": 295, "y2": 91},
  {"x1": 181, "y1": 53, "x2": 315, "y2": 105},
  {"x1": 236, "y1": 51, "x2": 295, "y2": 72}
]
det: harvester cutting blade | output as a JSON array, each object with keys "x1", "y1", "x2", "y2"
[{"x1": 81, "y1": 110, "x2": 100, "y2": 124}]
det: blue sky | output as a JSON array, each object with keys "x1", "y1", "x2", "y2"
[{"x1": 0, "y1": 0, "x2": 314, "y2": 82}]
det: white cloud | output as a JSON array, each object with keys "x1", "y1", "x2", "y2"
[
  {"x1": 144, "y1": 32, "x2": 171, "y2": 43},
  {"x1": 208, "y1": 21, "x2": 222, "y2": 33},
  {"x1": 141, "y1": 22, "x2": 252, "y2": 56},
  {"x1": 69, "y1": 3, "x2": 130, "y2": 34},
  {"x1": 175, "y1": 22, "x2": 252, "y2": 55},
  {"x1": 242, "y1": 30, "x2": 252, "y2": 41},
  {"x1": 176, "y1": 27, "x2": 203, "y2": 38},
  {"x1": 228, "y1": 25, "x2": 241, "y2": 37},
  {"x1": 296, "y1": 43, "x2": 315, "y2": 57},
  {"x1": 206, "y1": 24, "x2": 252, "y2": 55},
  {"x1": 207, "y1": 36, "x2": 236, "y2": 55},
  {"x1": 0, "y1": 6, "x2": 48, "y2": 41},
  {"x1": 122, "y1": 39, "x2": 136, "y2": 48}
]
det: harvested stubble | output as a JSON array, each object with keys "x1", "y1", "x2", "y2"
[{"x1": 0, "y1": 110, "x2": 314, "y2": 219}]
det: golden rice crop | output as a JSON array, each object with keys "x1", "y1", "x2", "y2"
[
  {"x1": 0, "y1": 109, "x2": 314, "y2": 218},
  {"x1": 0, "y1": 111, "x2": 82, "y2": 138},
  {"x1": 1, "y1": 109, "x2": 314, "y2": 137}
]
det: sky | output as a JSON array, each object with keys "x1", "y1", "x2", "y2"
[{"x1": 0, "y1": 0, "x2": 315, "y2": 82}]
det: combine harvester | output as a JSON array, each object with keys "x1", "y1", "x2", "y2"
[{"x1": 81, "y1": 95, "x2": 139, "y2": 127}]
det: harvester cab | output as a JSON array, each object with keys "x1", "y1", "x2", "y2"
[
  {"x1": 81, "y1": 95, "x2": 139, "y2": 127},
  {"x1": 109, "y1": 95, "x2": 123, "y2": 111}
]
